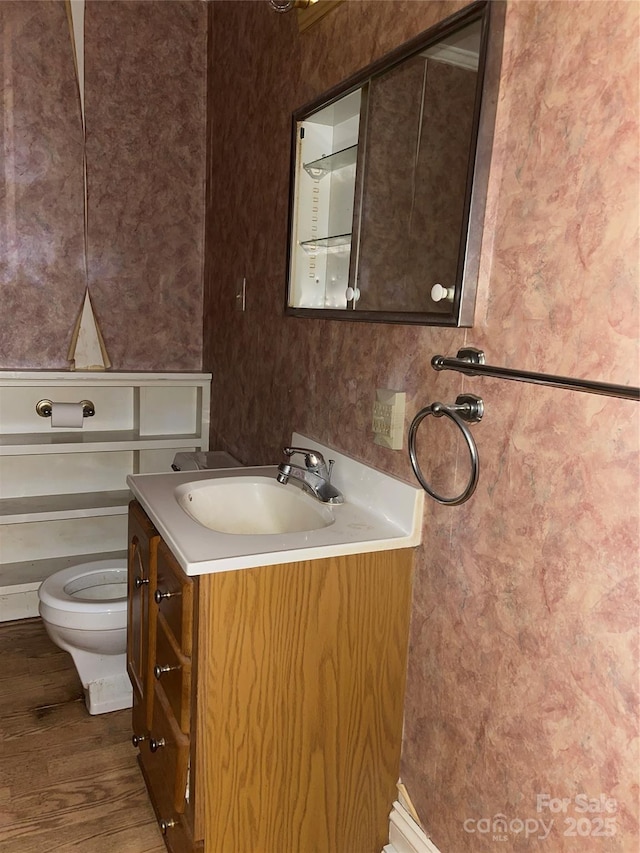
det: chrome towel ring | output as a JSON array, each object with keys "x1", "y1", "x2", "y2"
[{"x1": 408, "y1": 394, "x2": 484, "y2": 506}]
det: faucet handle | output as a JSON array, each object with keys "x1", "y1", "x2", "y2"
[{"x1": 283, "y1": 446, "x2": 326, "y2": 470}]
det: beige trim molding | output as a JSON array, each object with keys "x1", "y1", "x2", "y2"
[{"x1": 383, "y1": 800, "x2": 443, "y2": 853}]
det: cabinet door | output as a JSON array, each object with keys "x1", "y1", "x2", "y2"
[
  {"x1": 145, "y1": 683, "x2": 190, "y2": 816},
  {"x1": 154, "y1": 615, "x2": 192, "y2": 733},
  {"x1": 156, "y1": 540, "x2": 194, "y2": 657},
  {"x1": 127, "y1": 500, "x2": 159, "y2": 732}
]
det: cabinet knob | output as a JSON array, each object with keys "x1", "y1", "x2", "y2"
[
  {"x1": 154, "y1": 663, "x2": 180, "y2": 680},
  {"x1": 154, "y1": 588, "x2": 179, "y2": 604},
  {"x1": 131, "y1": 733, "x2": 147, "y2": 748},
  {"x1": 160, "y1": 818, "x2": 177, "y2": 835},
  {"x1": 431, "y1": 283, "x2": 455, "y2": 303},
  {"x1": 149, "y1": 737, "x2": 166, "y2": 753},
  {"x1": 134, "y1": 575, "x2": 149, "y2": 589}
]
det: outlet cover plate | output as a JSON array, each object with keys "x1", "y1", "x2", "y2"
[{"x1": 372, "y1": 389, "x2": 406, "y2": 450}]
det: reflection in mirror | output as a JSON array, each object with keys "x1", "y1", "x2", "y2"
[
  {"x1": 288, "y1": 90, "x2": 362, "y2": 310},
  {"x1": 285, "y1": 0, "x2": 505, "y2": 326},
  {"x1": 356, "y1": 22, "x2": 480, "y2": 314}
]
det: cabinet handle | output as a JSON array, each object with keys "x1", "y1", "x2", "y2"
[
  {"x1": 160, "y1": 818, "x2": 177, "y2": 835},
  {"x1": 131, "y1": 733, "x2": 147, "y2": 748},
  {"x1": 154, "y1": 663, "x2": 180, "y2": 680},
  {"x1": 134, "y1": 575, "x2": 149, "y2": 589},
  {"x1": 149, "y1": 737, "x2": 166, "y2": 753},
  {"x1": 154, "y1": 588, "x2": 180, "y2": 604}
]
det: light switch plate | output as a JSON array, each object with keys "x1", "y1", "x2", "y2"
[{"x1": 372, "y1": 389, "x2": 406, "y2": 450}]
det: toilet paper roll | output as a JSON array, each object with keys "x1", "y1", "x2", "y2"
[{"x1": 50, "y1": 402, "x2": 84, "y2": 429}]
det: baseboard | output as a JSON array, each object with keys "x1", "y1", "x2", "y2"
[
  {"x1": 0, "y1": 583, "x2": 40, "y2": 622},
  {"x1": 383, "y1": 800, "x2": 443, "y2": 853}
]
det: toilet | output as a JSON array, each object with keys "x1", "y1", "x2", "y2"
[{"x1": 38, "y1": 559, "x2": 132, "y2": 715}]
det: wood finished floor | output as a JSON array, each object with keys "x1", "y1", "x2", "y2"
[{"x1": 0, "y1": 618, "x2": 166, "y2": 853}]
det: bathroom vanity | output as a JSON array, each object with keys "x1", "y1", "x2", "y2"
[{"x1": 127, "y1": 438, "x2": 423, "y2": 852}]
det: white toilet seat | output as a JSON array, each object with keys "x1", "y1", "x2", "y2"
[{"x1": 38, "y1": 559, "x2": 127, "y2": 615}]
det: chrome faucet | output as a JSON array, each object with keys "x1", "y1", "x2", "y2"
[{"x1": 276, "y1": 446, "x2": 344, "y2": 504}]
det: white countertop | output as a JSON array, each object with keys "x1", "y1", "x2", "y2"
[{"x1": 127, "y1": 435, "x2": 424, "y2": 576}]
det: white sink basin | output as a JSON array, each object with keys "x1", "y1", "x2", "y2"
[
  {"x1": 127, "y1": 434, "x2": 423, "y2": 575},
  {"x1": 174, "y1": 476, "x2": 334, "y2": 535}
]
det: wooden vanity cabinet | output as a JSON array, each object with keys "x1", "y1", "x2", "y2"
[
  {"x1": 128, "y1": 504, "x2": 201, "y2": 853},
  {"x1": 127, "y1": 499, "x2": 414, "y2": 853}
]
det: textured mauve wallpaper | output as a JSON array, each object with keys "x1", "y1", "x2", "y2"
[
  {"x1": 0, "y1": 0, "x2": 206, "y2": 370},
  {"x1": 204, "y1": 1, "x2": 639, "y2": 851},
  {"x1": 0, "y1": 1, "x2": 85, "y2": 367}
]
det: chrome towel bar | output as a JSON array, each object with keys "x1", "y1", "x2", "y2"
[{"x1": 431, "y1": 348, "x2": 640, "y2": 401}]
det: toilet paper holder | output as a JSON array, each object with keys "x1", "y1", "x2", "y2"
[{"x1": 36, "y1": 399, "x2": 96, "y2": 418}]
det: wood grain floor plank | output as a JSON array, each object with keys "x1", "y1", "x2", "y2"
[
  {"x1": 47, "y1": 740, "x2": 137, "y2": 782},
  {"x1": 1, "y1": 766, "x2": 151, "y2": 827},
  {"x1": 1, "y1": 705, "x2": 110, "y2": 761},
  {"x1": 0, "y1": 619, "x2": 165, "y2": 853},
  {"x1": 0, "y1": 671, "x2": 82, "y2": 714}
]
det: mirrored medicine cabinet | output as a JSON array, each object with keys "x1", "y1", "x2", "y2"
[{"x1": 285, "y1": 0, "x2": 505, "y2": 326}]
